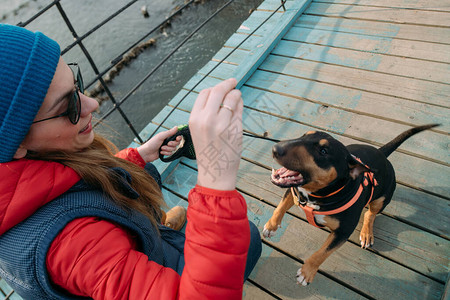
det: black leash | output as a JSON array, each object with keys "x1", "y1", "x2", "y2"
[
  {"x1": 243, "y1": 132, "x2": 280, "y2": 143},
  {"x1": 159, "y1": 125, "x2": 280, "y2": 162}
]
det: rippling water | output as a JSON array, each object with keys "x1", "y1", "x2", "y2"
[{"x1": 1, "y1": 0, "x2": 264, "y2": 148}]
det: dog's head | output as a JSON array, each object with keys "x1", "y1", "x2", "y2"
[{"x1": 271, "y1": 131, "x2": 370, "y2": 193}]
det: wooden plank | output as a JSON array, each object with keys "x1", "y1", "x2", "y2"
[
  {"x1": 256, "y1": 0, "x2": 301, "y2": 11},
  {"x1": 164, "y1": 121, "x2": 450, "y2": 284},
  {"x1": 245, "y1": 69, "x2": 449, "y2": 134},
  {"x1": 229, "y1": 27, "x2": 450, "y2": 67},
  {"x1": 295, "y1": 15, "x2": 450, "y2": 44},
  {"x1": 174, "y1": 69, "x2": 450, "y2": 168},
  {"x1": 248, "y1": 245, "x2": 367, "y2": 300},
  {"x1": 213, "y1": 48, "x2": 450, "y2": 108},
  {"x1": 0, "y1": 278, "x2": 22, "y2": 300},
  {"x1": 161, "y1": 188, "x2": 188, "y2": 212},
  {"x1": 224, "y1": 36, "x2": 450, "y2": 83},
  {"x1": 243, "y1": 281, "x2": 277, "y2": 299},
  {"x1": 442, "y1": 274, "x2": 450, "y2": 300},
  {"x1": 232, "y1": 0, "x2": 313, "y2": 89},
  {"x1": 237, "y1": 11, "x2": 282, "y2": 37},
  {"x1": 295, "y1": 44, "x2": 448, "y2": 84},
  {"x1": 244, "y1": 69, "x2": 450, "y2": 163},
  {"x1": 260, "y1": 54, "x2": 450, "y2": 110},
  {"x1": 284, "y1": 26, "x2": 450, "y2": 64},
  {"x1": 0, "y1": 278, "x2": 10, "y2": 297},
  {"x1": 157, "y1": 98, "x2": 450, "y2": 236},
  {"x1": 317, "y1": 0, "x2": 450, "y2": 12},
  {"x1": 162, "y1": 164, "x2": 368, "y2": 299},
  {"x1": 201, "y1": 55, "x2": 450, "y2": 133},
  {"x1": 160, "y1": 163, "x2": 362, "y2": 299},
  {"x1": 305, "y1": 2, "x2": 450, "y2": 27},
  {"x1": 274, "y1": 40, "x2": 449, "y2": 83},
  {"x1": 163, "y1": 162, "x2": 445, "y2": 300},
  {"x1": 186, "y1": 154, "x2": 450, "y2": 283}
]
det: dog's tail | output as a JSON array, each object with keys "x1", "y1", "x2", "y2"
[{"x1": 379, "y1": 124, "x2": 440, "y2": 158}]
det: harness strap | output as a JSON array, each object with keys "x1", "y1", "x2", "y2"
[
  {"x1": 302, "y1": 205, "x2": 321, "y2": 227},
  {"x1": 295, "y1": 172, "x2": 377, "y2": 228}
]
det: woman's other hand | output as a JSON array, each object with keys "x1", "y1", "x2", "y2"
[
  {"x1": 189, "y1": 78, "x2": 243, "y2": 190},
  {"x1": 137, "y1": 127, "x2": 182, "y2": 163}
]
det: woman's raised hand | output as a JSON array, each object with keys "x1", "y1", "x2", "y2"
[{"x1": 189, "y1": 78, "x2": 243, "y2": 190}]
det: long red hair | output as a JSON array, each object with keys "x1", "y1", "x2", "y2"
[{"x1": 27, "y1": 134, "x2": 164, "y2": 227}]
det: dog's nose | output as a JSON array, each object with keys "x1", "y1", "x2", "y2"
[{"x1": 272, "y1": 144, "x2": 286, "y2": 158}]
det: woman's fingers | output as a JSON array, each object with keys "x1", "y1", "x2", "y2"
[
  {"x1": 203, "y1": 78, "x2": 237, "y2": 113},
  {"x1": 191, "y1": 88, "x2": 211, "y2": 116},
  {"x1": 218, "y1": 89, "x2": 242, "y2": 120}
]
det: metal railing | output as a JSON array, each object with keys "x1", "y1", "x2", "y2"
[{"x1": 10, "y1": 0, "x2": 238, "y2": 144}]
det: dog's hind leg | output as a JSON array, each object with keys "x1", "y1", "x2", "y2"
[{"x1": 263, "y1": 189, "x2": 294, "y2": 238}]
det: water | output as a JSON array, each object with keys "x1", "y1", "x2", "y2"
[{"x1": 1, "y1": 0, "x2": 264, "y2": 148}]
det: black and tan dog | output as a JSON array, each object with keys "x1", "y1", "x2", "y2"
[{"x1": 263, "y1": 124, "x2": 438, "y2": 286}]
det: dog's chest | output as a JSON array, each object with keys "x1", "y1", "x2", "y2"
[
  {"x1": 293, "y1": 187, "x2": 341, "y2": 227},
  {"x1": 293, "y1": 187, "x2": 328, "y2": 226}
]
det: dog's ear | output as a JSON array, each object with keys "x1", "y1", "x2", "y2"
[{"x1": 347, "y1": 155, "x2": 373, "y2": 179}]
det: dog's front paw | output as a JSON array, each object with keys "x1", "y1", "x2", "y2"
[
  {"x1": 359, "y1": 232, "x2": 374, "y2": 249},
  {"x1": 262, "y1": 223, "x2": 280, "y2": 238},
  {"x1": 296, "y1": 263, "x2": 318, "y2": 286}
]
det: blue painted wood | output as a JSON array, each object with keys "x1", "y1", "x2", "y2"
[
  {"x1": 163, "y1": 161, "x2": 445, "y2": 299},
  {"x1": 153, "y1": 103, "x2": 450, "y2": 240},
  {"x1": 233, "y1": 0, "x2": 313, "y2": 89},
  {"x1": 306, "y1": 2, "x2": 450, "y2": 26},
  {"x1": 181, "y1": 153, "x2": 450, "y2": 283},
  {"x1": 317, "y1": 0, "x2": 450, "y2": 12},
  {"x1": 0, "y1": 278, "x2": 22, "y2": 299},
  {"x1": 295, "y1": 15, "x2": 450, "y2": 44},
  {"x1": 169, "y1": 65, "x2": 450, "y2": 167},
  {"x1": 284, "y1": 26, "x2": 450, "y2": 64},
  {"x1": 135, "y1": 0, "x2": 449, "y2": 298}
]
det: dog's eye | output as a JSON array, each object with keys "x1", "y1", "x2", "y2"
[{"x1": 320, "y1": 148, "x2": 328, "y2": 155}]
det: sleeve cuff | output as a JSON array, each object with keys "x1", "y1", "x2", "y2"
[
  {"x1": 115, "y1": 148, "x2": 146, "y2": 168},
  {"x1": 193, "y1": 184, "x2": 240, "y2": 198}
]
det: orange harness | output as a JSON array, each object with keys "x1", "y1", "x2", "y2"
[{"x1": 292, "y1": 171, "x2": 378, "y2": 228}]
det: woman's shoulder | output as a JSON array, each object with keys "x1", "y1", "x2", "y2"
[
  {"x1": 0, "y1": 159, "x2": 80, "y2": 235},
  {"x1": 47, "y1": 216, "x2": 138, "y2": 297}
]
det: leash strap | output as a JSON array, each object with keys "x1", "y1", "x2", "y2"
[{"x1": 159, "y1": 125, "x2": 196, "y2": 162}]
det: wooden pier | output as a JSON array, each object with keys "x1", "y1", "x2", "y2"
[
  {"x1": 1, "y1": 0, "x2": 448, "y2": 299},
  {"x1": 136, "y1": 0, "x2": 449, "y2": 299}
]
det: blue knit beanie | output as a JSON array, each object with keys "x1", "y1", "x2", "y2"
[{"x1": 0, "y1": 24, "x2": 60, "y2": 162}]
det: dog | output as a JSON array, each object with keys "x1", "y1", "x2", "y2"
[{"x1": 263, "y1": 124, "x2": 439, "y2": 286}]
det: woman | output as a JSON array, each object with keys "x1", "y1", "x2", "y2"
[{"x1": 0, "y1": 24, "x2": 261, "y2": 299}]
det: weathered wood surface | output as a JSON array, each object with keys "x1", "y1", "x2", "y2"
[
  {"x1": 162, "y1": 162, "x2": 445, "y2": 299},
  {"x1": 1, "y1": 0, "x2": 449, "y2": 299},
  {"x1": 153, "y1": 105, "x2": 449, "y2": 282},
  {"x1": 148, "y1": 0, "x2": 449, "y2": 298}
]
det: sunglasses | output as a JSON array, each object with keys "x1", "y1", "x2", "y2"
[{"x1": 32, "y1": 63, "x2": 84, "y2": 125}]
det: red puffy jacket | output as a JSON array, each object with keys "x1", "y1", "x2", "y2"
[{"x1": 0, "y1": 148, "x2": 250, "y2": 299}]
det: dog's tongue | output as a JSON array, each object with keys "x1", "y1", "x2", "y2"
[
  {"x1": 275, "y1": 167, "x2": 300, "y2": 178},
  {"x1": 271, "y1": 167, "x2": 304, "y2": 187}
]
